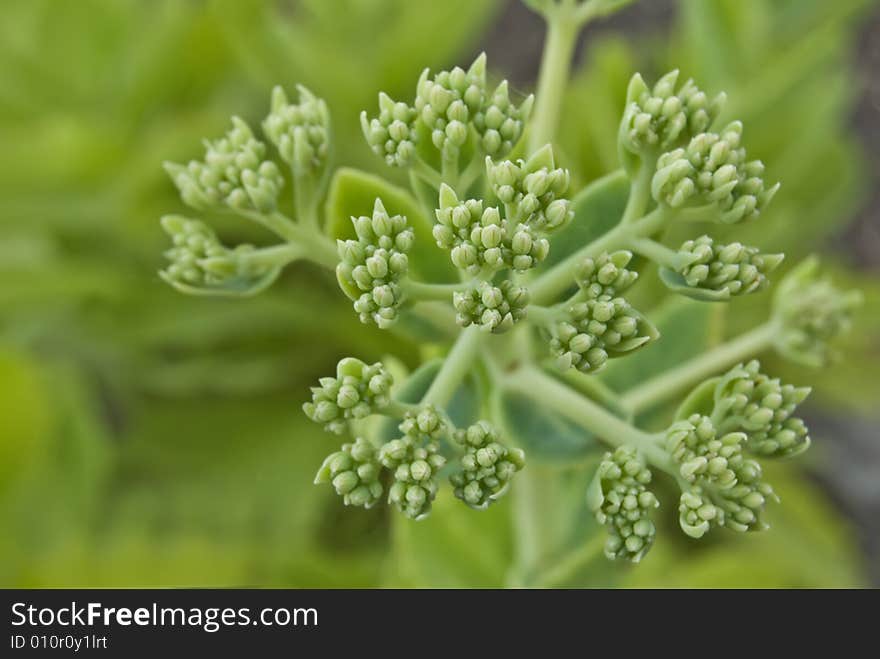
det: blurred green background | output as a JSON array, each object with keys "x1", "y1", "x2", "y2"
[{"x1": 1, "y1": 0, "x2": 878, "y2": 587}]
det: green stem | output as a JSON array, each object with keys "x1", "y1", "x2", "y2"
[
  {"x1": 457, "y1": 155, "x2": 486, "y2": 196},
  {"x1": 402, "y1": 279, "x2": 464, "y2": 302},
  {"x1": 530, "y1": 207, "x2": 669, "y2": 305},
  {"x1": 620, "y1": 160, "x2": 654, "y2": 224},
  {"x1": 621, "y1": 321, "x2": 778, "y2": 414},
  {"x1": 422, "y1": 326, "x2": 483, "y2": 408},
  {"x1": 293, "y1": 173, "x2": 320, "y2": 230},
  {"x1": 238, "y1": 209, "x2": 338, "y2": 270},
  {"x1": 526, "y1": 303, "x2": 564, "y2": 327},
  {"x1": 412, "y1": 157, "x2": 442, "y2": 189},
  {"x1": 628, "y1": 236, "x2": 691, "y2": 271},
  {"x1": 385, "y1": 399, "x2": 419, "y2": 419},
  {"x1": 441, "y1": 149, "x2": 459, "y2": 188},
  {"x1": 505, "y1": 365, "x2": 673, "y2": 474},
  {"x1": 239, "y1": 243, "x2": 304, "y2": 270},
  {"x1": 532, "y1": 531, "x2": 606, "y2": 588},
  {"x1": 529, "y1": 16, "x2": 579, "y2": 153}
]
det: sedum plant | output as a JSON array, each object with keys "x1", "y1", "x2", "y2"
[{"x1": 158, "y1": 0, "x2": 861, "y2": 578}]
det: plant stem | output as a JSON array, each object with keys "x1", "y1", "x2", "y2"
[
  {"x1": 530, "y1": 206, "x2": 669, "y2": 305},
  {"x1": 629, "y1": 236, "x2": 689, "y2": 270},
  {"x1": 621, "y1": 321, "x2": 778, "y2": 414},
  {"x1": 620, "y1": 160, "x2": 654, "y2": 224},
  {"x1": 239, "y1": 243, "x2": 304, "y2": 270},
  {"x1": 412, "y1": 157, "x2": 442, "y2": 189},
  {"x1": 532, "y1": 531, "x2": 607, "y2": 588},
  {"x1": 505, "y1": 365, "x2": 673, "y2": 474},
  {"x1": 529, "y1": 15, "x2": 579, "y2": 153},
  {"x1": 402, "y1": 279, "x2": 464, "y2": 302},
  {"x1": 422, "y1": 326, "x2": 483, "y2": 408}
]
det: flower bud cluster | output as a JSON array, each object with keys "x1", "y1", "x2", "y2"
[
  {"x1": 620, "y1": 70, "x2": 725, "y2": 158},
  {"x1": 449, "y1": 421, "x2": 525, "y2": 509},
  {"x1": 713, "y1": 361, "x2": 811, "y2": 458},
  {"x1": 550, "y1": 296, "x2": 656, "y2": 374},
  {"x1": 336, "y1": 199, "x2": 414, "y2": 328},
  {"x1": 263, "y1": 85, "x2": 330, "y2": 176},
  {"x1": 433, "y1": 184, "x2": 551, "y2": 274},
  {"x1": 159, "y1": 215, "x2": 267, "y2": 291},
  {"x1": 165, "y1": 117, "x2": 284, "y2": 213},
  {"x1": 586, "y1": 446, "x2": 659, "y2": 563},
  {"x1": 471, "y1": 79, "x2": 534, "y2": 157},
  {"x1": 574, "y1": 251, "x2": 638, "y2": 298},
  {"x1": 672, "y1": 235, "x2": 783, "y2": 299},
  {"x1": 303, "y1": 358, "x2": 394, "y2": 434},
  {"x1": 772, "y1": 259, "x2": 862, "y2": 367},
  {"x1": 380, "y1": 407, "x2": 447, "y2": 520},
  {"x1": 314, "y1": 437, "x2": 383, "y2": 509},
  {"x1": 666, "y1": 414, "x2": 744, "y2": 488},
  {"x1": 453, "y1": 280, "x2": 530, "y2": 333},
  {"x1": 361, "y1": 92, "x2": 419, "y2": 168},
  {"x1": 652, "y1": 122, "x2": 779, "y2": 224},
  {"x1": 486, "y1": 145, "x2": 573, "y2": 231}
]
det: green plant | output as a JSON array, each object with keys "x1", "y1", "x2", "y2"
[{"x1": 158, "y1": 0, "x2": 861, "y2": 582}]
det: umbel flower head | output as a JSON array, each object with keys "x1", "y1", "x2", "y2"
[
  {"x1": 336, "y1": 199, "x2": 415, "y2": 328},
  {"x1": 712, "y1": 360, "x2": 812, "y2": 458},
  {"x1": 361, "y1": 92, "x2": 419, "y2": 168},
  {"x1": 314, "y1": 437, "x2": 383, "y2": 509},
  {"x1": 771, "y1": 258, "x2": 863, "y2": 366},
  {"x1": 164, "y1": 117, "x2": 284, "y2": 213},
  {"x1": 586, "y1": 446, "x2": 659, "y2": 563},
  {"x1": 159, "y1": 215, "x2": 279, "y2": 296},
  {"x1": 472, "y1": 79, "x2": 534, "y2": 157},
  {"x1": 652, "y1": 121, "x2": 780, "y2": 224},
  {"x1": 453, "y1": 280, "x2": 530, "y2": 333},
  {"x1": 303, "y1": 357, "x2": 394, "y2": 434},
  {"x1": 619, "y1": 69, "x2": 725, "y2": 172},
  {"x1": 380, "y1": 407, "x2": 447, "y2": 520},
  {"x1": 549, "y1": 295, "x2": 658, "y2": 373},
  {"x1": 449, "y1": 421, "x2": 525, "y2": 509},
  {"x1": 660, "y1": 235, "x2": 784, "y2": 301},
  {"x1": 486, "y1": 144, "x2": 573, "y2": 231},
  {"x1": 263, "y1": 84, "x2": 331, "y2": 177}
]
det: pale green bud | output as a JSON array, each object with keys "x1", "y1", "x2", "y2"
[
  {"x1": 303, "y1": 357, "x2": 393, "y2": 433},
  {"x1": 453, "y1": 280, "x2": 530, "y2": 333},
  {"x1": 449, "y1": 421, "x2": 525, "y2": 509},
  {"x1": 315, "y1": 438, "x2": 383, "y2": 509}
]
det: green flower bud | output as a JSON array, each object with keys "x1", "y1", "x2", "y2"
[
  {"x1": 771, "y1": 258, "x2": 863, "y2": 367},
  {"x1": 651, "y1": 122, "x2": 780, "y2": 224},
  {"x1": 159, "y1": 215, "x2": 279, "y2": 295},
  {"x1": 361, "y1": 92, "x2": 418, "y2": 168},
  {"x1": 665, "y1": 414, "x2": 745, "y2": 489},
  {"x1": 586, "y1": 446, "x2": 659, "y2": 563},
  {"x1": 661, "y1": 235, "x2": 784, "y2": 301},
  {"x1": 379, "y1": 409, "x2": 448, "y2": 520},
  {"x1": 415, "y1": 53, "x2": 488, "y2": 158},
  {"x1": 575, "y1": 251, "x2": 639, "y2": 298},
  {"x1": 486, "y1": 145, "x2": 573, "y2": 232},
  {"x1": 449, "y1": 421, "x2": 525, "y2": 509},
  {"x1": 549, "y1": 295, "x2": 658, "y2": 373},
  {"x1": 314, "y1": 437, "x2": 384, "y2": 509},
  {"x1": 453, "y1": 280, "x2": 530, "y2": 333},
  {"x1": 678, "y1": 487, "x2": 720, "y2": 539},
  {"x1": 164, "y1": 117, "x2": 283, "y2": 213},
  {"x1": 303, "y1": 357, "x2": 393, "y2": 433},
  {"x1": 619, "y1": 70, "x2": 725, "y2": 173},
  {"x1": 712, "y1": 361, "x2": 812, "y2": 458},
  {"x1": 263, "y1": 85, "x2": 331, "y2": 176},
  {"x1": 472, "y1": 80, "x2": 533, "y2": 157},
  {"x1": 336, "y1": 199, "x2": 414, "y2": 328}
]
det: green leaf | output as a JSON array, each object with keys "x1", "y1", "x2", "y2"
[
  {"x1": 324, "y1": 167, "x2": 457, "y2": 283},
  {"x1": 384, "y1": 489, "x2": 513, "y2": 587},
  {"x1": 492, "y1": 388, "x2": 601, "y2": 464},
  {"x1": 376, "y1": 358, "x2": 480, "y2": 443},
  {"x1": 541, "y1": 169, "x2": 629, "y2": 269},
  {"x1": 599, "y1": 297, "x2": 720, "y2": 393},
  {"x1": 673, "y1": 377, "x2": 719, "y2": 421}
]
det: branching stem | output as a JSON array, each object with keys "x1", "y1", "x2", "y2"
[
  {"x1": 621, "y1": 320, "x2": 779, "y2": 414},
  {"x1": 422, "y1": 326, "x2": 484, "y2": 408}
]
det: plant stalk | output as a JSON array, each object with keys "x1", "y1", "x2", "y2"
[
  {"x1": 422, "y1": 326, "x2": 484, "y2": 408},
  {"x1": 621, "y1": 321, "x2": 778, "y2": 414}
]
